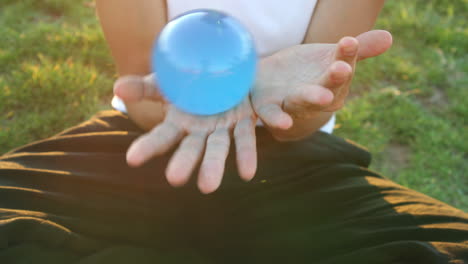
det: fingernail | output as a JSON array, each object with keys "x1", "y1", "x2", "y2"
[
  {"x1": 319, "y1": 90, "x2": 334, "y2": 105},
  {"x1": 126, "y1": 148, "x2": 142, "y2": 167},
  {"x1": 281, "y1": 115, "x2": 293, "y2": 129},
  {"x1": 342, "y1": 38, "x2": 358, "y2": 56}
]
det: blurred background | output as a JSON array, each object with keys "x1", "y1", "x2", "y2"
[{"x1": 0, "y1": 0, "x2": 466, "y2": 210}]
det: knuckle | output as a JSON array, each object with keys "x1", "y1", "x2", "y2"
[
  {"x1": 185, "y1": 136, "x2": 204, "y2": 150},
  {"x1": 324, "y1": 101, "x2": 345, "y2": 112},
  {"x1": 208, "y1": 134, "x2": 229, "y2": 147},
  {"x1": 285, "y1": 104, "x2": 322, "y2": 120},
  {"x1": 235, "y1": 135, "x2": 255, "y2": 151},
  {"x1": 261, "y1": 104, "x2": 280, "y2": 118},
  {"x1": 236, "y1": 144, "x2": 252, "y2": 155},
  {"x1": 180, "y1": 147, "x2": 200, "y2": 163},
  {"x1": 234, "y1": 120, "x2": 252, "y2": 138},
  {"x1": 203, "y1": 153, "x2": 223, "y2": 164}
]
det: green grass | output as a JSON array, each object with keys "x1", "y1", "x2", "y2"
[
  {"x1": 0, "y1": 0, "x2": 114, "y2": 150},
  {"x1": 335, "y1": 0, "x2": 468, "y2": 210},
  {"x1": 0, "y1": 1, "x2": 466, "y2": 210}
]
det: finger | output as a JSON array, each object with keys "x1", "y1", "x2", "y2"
[
  {"x1": 319, "y1": 60, "x2": 353, "y2": 91},
  {"x1": 356, "y1": 30, "x2": 393, "y2": 61},
  {"x1": 335, "y1": 36, "x2": 359, "y2": 66},
  {"x1": 234, "y1": 118, "x2": 257, "y2": 182},
  {"x1": 166, "y1": 133, "x2": 207, "y2": 187},
  {"x1": 126, "y1": 122, "x2": 184, "y2": 167},
  {"x1": 197, "y1": 129, "x2": 230, "y2": 194},
  {"x1": 284, "y1": 84, "x2": 334, "y2": 112},
  {"x1": 113, "y1": 74, "x2": 163, "y2": 102},
  {"x1": 256, "y1": 104, "x2": 293, "y2": 130}
]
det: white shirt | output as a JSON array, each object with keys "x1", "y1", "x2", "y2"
[{"x1": 112, "y1": 0, "x2": 336, "y2": 133}]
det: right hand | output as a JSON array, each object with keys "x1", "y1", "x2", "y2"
[{"x1": 114, "y1": 75, "x2": 258, "y2": 194}]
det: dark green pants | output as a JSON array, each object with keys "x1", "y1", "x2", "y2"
[{"x1": 1, "y1": 110, "x2": 467, "y2": 263}]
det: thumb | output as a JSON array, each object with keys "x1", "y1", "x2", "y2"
[
  {"x1": 356, "y1": 30, "x2": 393, "y2": 61},
  {"x1": 113, "y1": 74, "x2": 163, "y2": 103}
]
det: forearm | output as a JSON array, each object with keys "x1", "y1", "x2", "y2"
[
  {"x1": 96, "y1": 0, "x2": 166, "y2": 75},
  {"x1": 96, "y1": 0, "x2": 167, "y2": 130},
  {"x1": 272, "y1": 0, "x2": 385, "y2": 140},
  {"x1": 304, "y1": 0, "x2": 385, "y2": 43}
]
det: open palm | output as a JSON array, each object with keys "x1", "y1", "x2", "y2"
[
  {"x1": 114, "y1": 30, "x2": 392, "y2": 194},
  {"x1": 115, "y1": 76, "x2": 257, "y2": 194},
  {"x1": 251, "y1": 30, "x2": 393, "y2": 130}
]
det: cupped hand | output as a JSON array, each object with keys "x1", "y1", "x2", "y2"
[
  {"x1": 251, "y1": 30, "x2": 393, "y2": 130},
  {"x1": 114, "y1": 75, "x2": 257, "y2": 194}
]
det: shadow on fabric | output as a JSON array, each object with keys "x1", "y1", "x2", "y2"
[{"x1": 0, "y1": 110, "x2": 467, "y2": 264}]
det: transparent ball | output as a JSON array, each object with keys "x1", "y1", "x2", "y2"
[{"x1": 152, "y1": 9, "x2": 257, "y2": 115}]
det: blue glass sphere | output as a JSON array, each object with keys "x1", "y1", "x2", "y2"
[{"x1": 152, "y1": 9, "x2": 257, "y2": 115}]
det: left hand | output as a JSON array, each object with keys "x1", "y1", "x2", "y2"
[{"x1": 251, "y1": 30, "x2": 393, "y2": 130}]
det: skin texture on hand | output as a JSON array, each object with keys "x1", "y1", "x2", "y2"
[
  {"x1": 98, "y1": 0, "x2": 390, "y2": 194},
  {"x1": 114, "y1": 77, "x2": 257, "y2": 194},
  {"x1": 251, "y1": 30, "x2": 392, "y2": 140},
  {"x1": 114, "y1": 30, "x2": 392, "y2": 194}
]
